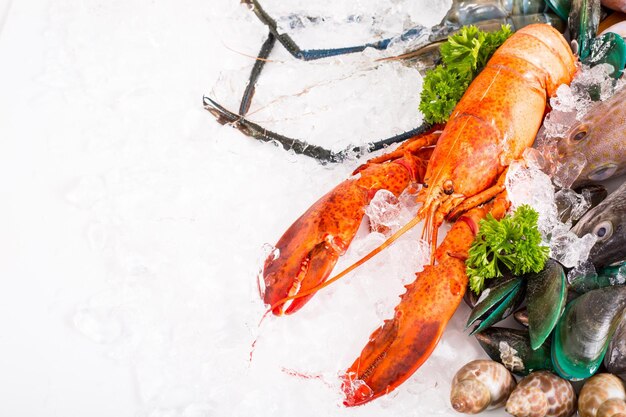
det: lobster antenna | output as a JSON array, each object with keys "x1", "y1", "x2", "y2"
[{"x1": 269, "y1": 211, "x2": 427, "y2": 313}]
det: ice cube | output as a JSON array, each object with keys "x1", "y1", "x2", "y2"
[
  {"x1": 550, "y1": 232, "x2": 597, "y2": 268},
  {"x1": 555, "y1": 188, "x2": 591, "y2": 224},
  {"x1": 366, "y1": 189, "x2": 402, "y2": 234},
  {"x1": 567, "y1": 260, "x2": 597, "y2": 293}
]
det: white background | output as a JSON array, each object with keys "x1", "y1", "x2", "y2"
[{"x1": 0, "y1": 1, "x2": 511, "y2": 416}]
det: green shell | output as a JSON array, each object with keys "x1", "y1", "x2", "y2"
[
  {"x1": 466, "y1": 277, "x2": 525, "y2": 336},
  {"x1": 546, "y1": 0, "x2": 571, "y2": 21},
  {"x1": 568, "y1": 0, "x2": 601, "y2": 59},
  {"x1": 552, "y1": 286, "x2": 626, "y2": 380},
  {"x1": 582, "y1": 33, "x2": 626, "y2": 79},
  {"x1": 526, "y1": 260, "x2": 567, "y2": 350}
]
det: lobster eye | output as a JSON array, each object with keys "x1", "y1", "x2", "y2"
[
  {"x1": 588, "y1": 164, "x2": 618, "y2": 182},
  {"x1": 593, "y1": 221, "x2": 613, "y2": 241},
  {"x1": 443, "y1": 179, "x2": 454, "y2": 195}
]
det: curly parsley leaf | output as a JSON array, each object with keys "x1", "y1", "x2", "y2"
[
  {"x1": 419, "y1": 25, "x2": 512, "y2": 124},
  {"x1": 466, "y1": 205, "x2": 550, "y2": 294},
  {"x1": 419, "y1": 66, "x2": 470, "y2": 124}
]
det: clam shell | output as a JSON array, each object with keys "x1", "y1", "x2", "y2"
[
  {"x1": 505, "y1": 371, "x2": 576, "y2": 417},
  {"x1": 450, "y1": 359, "x2": 516, "y2": 414},
  {"x1": 578, "y1": 373, "x2": 626, "y2": 417}
]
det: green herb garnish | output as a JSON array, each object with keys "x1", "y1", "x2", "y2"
[
  {"x1": 466, "y1": 205, "x2": 550, "y2": 294},
  {"x1": 419, "y1": 25, "x2": 512, "y2": 124}
]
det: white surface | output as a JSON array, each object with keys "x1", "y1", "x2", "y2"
[{"x1": 0, "y1": 1, "x2": 509, "y2": 416}]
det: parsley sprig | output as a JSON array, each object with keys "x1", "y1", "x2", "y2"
[
  {"x1": 419, "y1": 25, "x2": 512, "y2": 124},
  {"x1": 466, "y1": 205, "x2": 550, "y2": 294}
]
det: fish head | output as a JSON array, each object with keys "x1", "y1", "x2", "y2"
[{"x1": 571, "y1": 183, "x2": 626, "y2": 268}]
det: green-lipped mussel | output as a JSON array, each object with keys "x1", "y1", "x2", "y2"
[
  {"x1": 466, "y1": 276, "x2": 525, "y2": 335},
  {"x1": 552, "y1": 285, "x2": 626, "y2": 380},
  {"x1": 568, "y1": 261, "x2": 626, "y2": 293},
  {"x1": 475, "y1": 327, "x2": 554, "y2": 375},
  {"x1": 527, "y1": 259, "x2": 568, "y2": 350},
  {"x1": 569, "y1": 0, "x2": 602, "y2": 59},
  {"x1": 604, "y1": 307, "x2": 626, "y2": 375}
]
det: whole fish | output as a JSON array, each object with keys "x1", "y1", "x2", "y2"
[
  {"x1": 571, "y1": 181, "x2": 626, "y2": 267},
  {"x1": 557, "y1": 86, "x2": 626, "y2": 189}
]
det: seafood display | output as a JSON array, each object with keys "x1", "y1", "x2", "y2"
[
  {"x1": 578, "y1": 374, "x2": 626, "y2": 417},
  {"x1": 505, "y1": 371, "x2": 576, "y2": 417},
  {"x1": 261, "y1": 23, "x2": 580, "y2": 407},
  {"x1": 449, "y1": 360, "x2": 516, "y2": 413},
  {"x1": 224, "y1": 0, "x2": 626, "y2": 412}
]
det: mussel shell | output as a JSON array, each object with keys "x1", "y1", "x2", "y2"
[
  {"x1": 475, "y1": 327, "x2": 554, "y2": 376},
  {"x1": 582, "y1": 32, "x2": 626, "y2": 78},
  {"x1": 514, "y1": 308, "x2": 529, "y2": 327},
  {"x1": 527, "y1": 259, "x2": 568, "y2": 350},
  {"x1": 569, "y1": 0, "x2": 601, "y2": 59},
  {"x1": 546, "y1": 0, "x2": 572, "y2": 21},
  {"x1": 552, "y1": 285, "x2": 626, "y2": 380},
  {"x1": 604, "y1": 308, "x2": 626, "y2": 375},
  {"x1": 466, "y1": 277, "x2": 525, "y2": 335}
]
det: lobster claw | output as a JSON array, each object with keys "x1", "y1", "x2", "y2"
[
  {"x1": 342, "y1": 257, "x2": 467, "y2": 406},
  {"x1": 341, "y1": 197, "x2": 510, "y2": 406},
  {"x1": 262, "y1": 156, "x2": 428, "y2": 315},
  {"x1": 262, "y1": 180, "x2": 368, "y2": 315}
]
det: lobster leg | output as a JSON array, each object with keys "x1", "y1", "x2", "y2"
[{"x1": 342, "y1": 194, "x2": 509, "y2": 406}]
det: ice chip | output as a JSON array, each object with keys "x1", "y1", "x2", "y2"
[
  {"x1": 550, "y1": 232, "x2": 597, "y2": 268},
  {"x1": 366, "y1": 189, "x2": 401, "y2": 234},
  {"x1": 552, "y1": 152, "x2": 587, "y2": 189},
  {"x1": 567, "y1": 260, "x2": 597, "y2": 293},
  {"x1": 555, "y1": 188, "x2": 591, "y2": 224}
]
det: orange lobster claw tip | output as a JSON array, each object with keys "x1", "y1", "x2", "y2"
[{"x1": 263, "y1": 239, "x2": 342, "y2": 315}]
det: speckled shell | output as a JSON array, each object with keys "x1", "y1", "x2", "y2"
[
  {"x1": 505, "y1": 371, "x2": 576, "y2": 417},
  {"x1": 579, "y1": 374, "x2": 626, "y2": 417},
  {"x1": 450, "y1": 360, "x2": 516, "y2": 414}
]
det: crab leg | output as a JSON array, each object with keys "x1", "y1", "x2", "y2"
[{"x1": 342, "y1": 194, "x2": 510, "y2": 406}]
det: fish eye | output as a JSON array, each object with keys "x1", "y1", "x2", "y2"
[
  {"x1": 588, "y1": 164, "x2": 618, "y2": 182},
  {"x1": 593, "y1": 221, "x2": 613, "y2": 241},
  {"x1": 572, "y1": 129, "x2": 587, "y2": 141}
]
